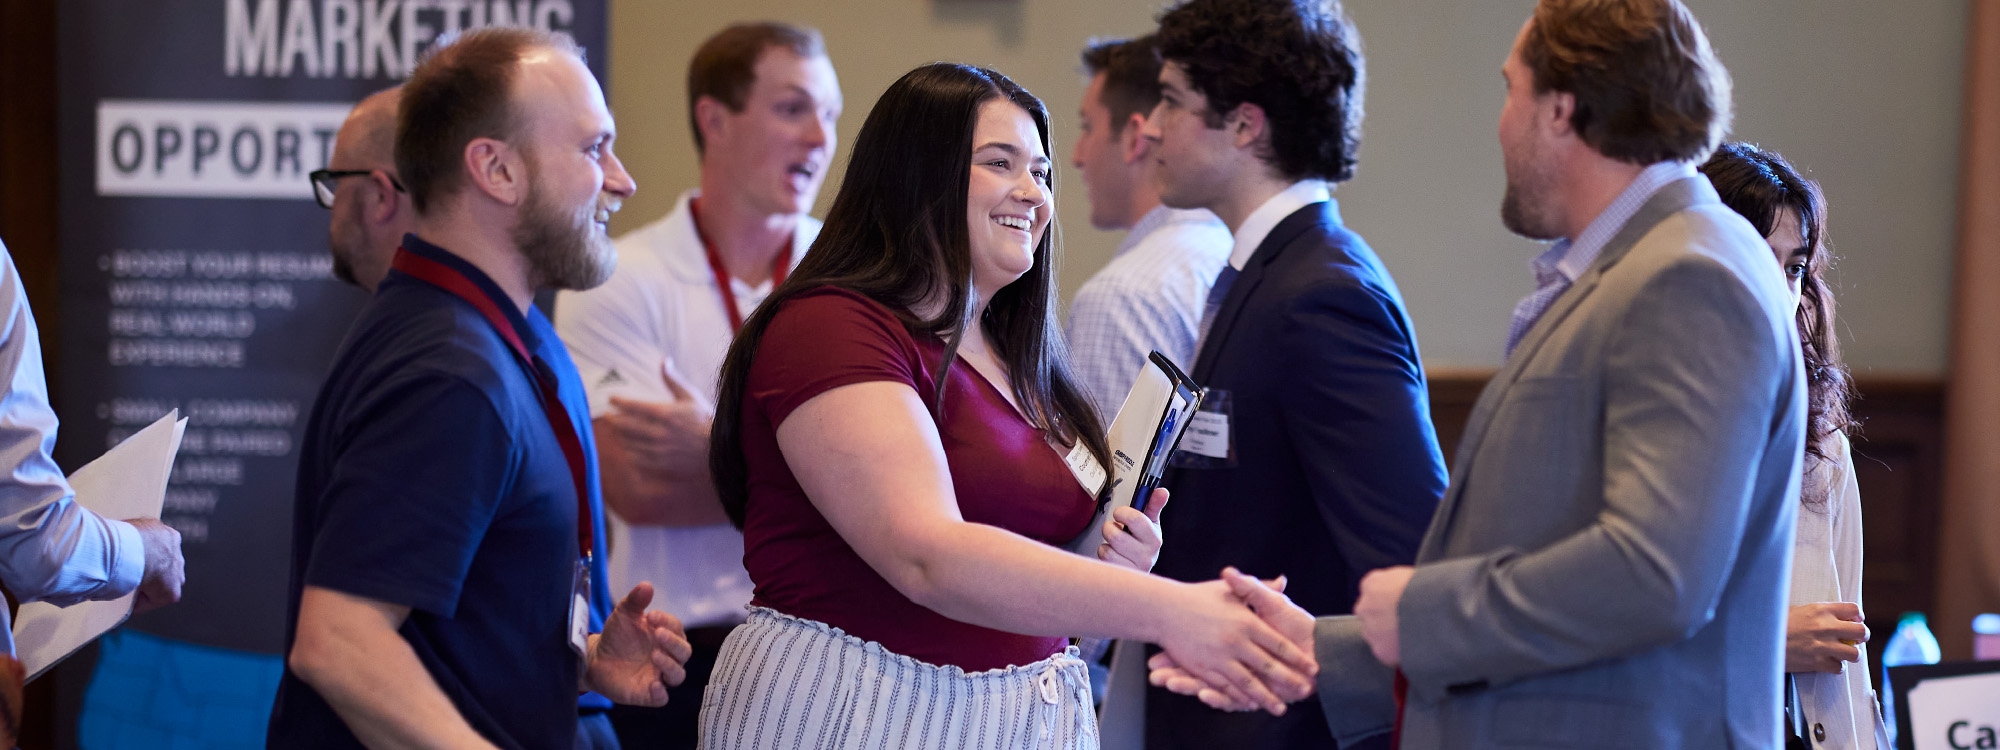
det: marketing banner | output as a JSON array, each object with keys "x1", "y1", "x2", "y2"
[{"x1": 55, "y1": 1, "x2": 606, "y2": 739}]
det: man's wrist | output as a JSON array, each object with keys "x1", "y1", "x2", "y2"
[
  {"x1": 109, "y1": 517, "x2": 149, "y2": 594},
  {"x1": 578, "y1": 633, "x2": 601, "y2": 692}
]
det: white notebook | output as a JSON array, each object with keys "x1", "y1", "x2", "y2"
[{"x1": 1065, "y1": 352, "x2": 1204, "y2": 554}]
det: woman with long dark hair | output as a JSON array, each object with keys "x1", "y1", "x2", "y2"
[
  {"x1": 1701, "y1": 143, "x2": 1885, "y2": 749},
  {"x1": 698, "y1": 63, "x2": 1313, "y2": 749}
]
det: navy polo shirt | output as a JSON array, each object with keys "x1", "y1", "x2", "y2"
[{"x1": 269, "y1": 235, "x2": 614, "y2": 750}]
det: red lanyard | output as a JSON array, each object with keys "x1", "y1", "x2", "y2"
[
  {"x1": 689, "y1": 198, "x2": 791, "y2": 333},
  {"x1": 390, "y1": 248, "x2": 593, "y2": 558}
]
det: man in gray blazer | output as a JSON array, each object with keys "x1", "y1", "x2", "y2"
[{"x1": 1149, "y1": 1, "x2": 1805, "y2": 747}]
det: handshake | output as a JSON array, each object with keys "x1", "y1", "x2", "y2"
[{"x1": 1149, "y1": 565, "x2": 1415, "y2": 714}]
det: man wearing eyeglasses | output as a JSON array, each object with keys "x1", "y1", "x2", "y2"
[{"x1": 311, "y1": 86, "x2": 414, "y2": 293}]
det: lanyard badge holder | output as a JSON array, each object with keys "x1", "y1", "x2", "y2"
[
  {"x1": 1168, "y1": 388, "x2": 1234, "y2": 469},
  {"x1": 391, "y1": 249, "x2": 597, "y2": 667}
]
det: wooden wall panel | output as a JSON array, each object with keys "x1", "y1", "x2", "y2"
[
  {"x1": 0, "y1": 0, "x2": 61, "y2": 361},
  {"x1": 1844, "y1": 380, "x2": 1948, "y2": 669}
]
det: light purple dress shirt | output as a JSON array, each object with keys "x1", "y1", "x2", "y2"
[{"x1": 1506, "y1": 161, "x2": 1698, "y2": 357}]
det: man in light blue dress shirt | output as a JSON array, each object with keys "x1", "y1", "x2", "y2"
[
  {"x1": 1066, "y1": 35, "x2": 1231, "y2": 420},
  {"x1": 0, "y1": 242, "x2": 186, "y2": 655},
  {"x1": 1064, "y1": 34, "x2": 1232, "y2": 749}
]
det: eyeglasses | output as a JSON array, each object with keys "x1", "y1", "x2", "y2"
[{"x1": 308, "y1": 169, "x2": 405, "y2": 209}]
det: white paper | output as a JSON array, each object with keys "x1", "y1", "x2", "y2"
[
  {"x1": 1907, "y1": 670, "x2": 2000, "y2": 750},
  {"x1": 13, "y1": 410, "x2": 185, "y2": 682}
]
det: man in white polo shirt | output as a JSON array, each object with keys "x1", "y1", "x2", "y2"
[{"x1": 553, "y1": 21, "x2": 841, "y2": 749}]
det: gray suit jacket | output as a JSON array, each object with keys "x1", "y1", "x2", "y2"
[{"x1": 1314, "y1": 176, "x2": 1805, "y2": 749}]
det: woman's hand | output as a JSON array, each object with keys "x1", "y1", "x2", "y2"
[
  {"x1": 1150, "y1": 577, "x2": 1318, "y2": 716},
  {"x1": 1097, "y1": 488, "x2": 1168, "y2": 572},
  {"x1": 1786, "y1": 602, "x2": 1869, "y2": 674},
  {"x1": 1149, "y1": 568, "x2": 1313, "y2": 714}
]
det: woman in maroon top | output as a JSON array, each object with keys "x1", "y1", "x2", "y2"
[{"x1": 698, "y1": 64, "x2": 1315, "y2": 749}]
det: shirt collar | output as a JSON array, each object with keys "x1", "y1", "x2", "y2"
[
  {"x1": 660, "y1": 188, "x2": 803, "y2": 295},
  {"x1": 1114, "y1": 205, "x2": 1217, "y2": 258},
  {"x1": 397, "y1": 232, "x2": 545, "y2": 352},
  {"x1": 1531, "y1": 161, "x2": 1696, "y2": 287},
  {"x1": 1115, "y1": 205, "x2": 1177, "y2": 257},
  {"x1": 1229, "y1": 179, "x2": 1331, "y2": 270},
  {"x1": 659, "y1": 189, "x2": 709, "y2": 283}
]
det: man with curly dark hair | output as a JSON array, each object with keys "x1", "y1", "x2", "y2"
[{"x1": 1138, "y1": 0, "x2": 1446, "y2": 747}]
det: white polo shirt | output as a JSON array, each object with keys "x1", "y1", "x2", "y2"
[{"x1": 554, "y1": 189, "x2": 818, "y2": 629}]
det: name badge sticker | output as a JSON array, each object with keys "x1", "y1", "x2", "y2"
[
  {"x1": 1064, "y1": 441, "x2": 1108, "y2": 495},
  {"x1": 1168, "y1": 388, "x2": 1235, "y2": 469},
  {"x1": 1180, "y1": 411, "x2": 1230, "y2": 459}
]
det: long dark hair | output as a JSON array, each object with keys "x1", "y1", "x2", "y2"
[
  {"x1": 710, "y1": 63, "x2": 1111, "y2": 528},
  {"x1": 1700, "y1": 142, "x2": 1857, "y2": 508}
]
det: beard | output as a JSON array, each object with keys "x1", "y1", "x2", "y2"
[
  {"x1": 328, "y1": 237, "x2": 360, "y2": 288},
  {"x1": 514, "y1": 177, "x2": 616, "y2": 291},
  {"x1": 1499, "y1": 140, "x2": 1564, "y2": 242},
  {"x1": 327, "y1": 208, "x2": 366, "y2": 289}
]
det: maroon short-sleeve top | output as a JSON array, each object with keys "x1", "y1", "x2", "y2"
[{"x1": 738, "y1": 286, "x2": 1096, "y2": 672}]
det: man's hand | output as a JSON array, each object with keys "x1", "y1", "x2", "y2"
[
  {"x1": 1146, "y1": 577, "x2": 1317, "y2": 715},
  {"x1": 1148, "y1": 568, "x2": 1315, "y2": 713},
  {"x1": 604, "y1": 360, "x2": 714, "y2": 478},
  {"x1": 125, "y1": 518, "x2": 184, "y2": 613},
  {"x1": 1224, "y1": 567, "x2": 1312, "y2": 649},
  {"x1": 585, "y1": 582, "x2": 694, "y2": 706},
  {"x1": 1356, "y1": 566, "x2": 1413, "y2": 667},
  {"x1": 1096, "y1": 488, "x2": 1168, "y2": 572},
  {"x1": 598, "y1": 359, "x2": 727, "y2": 526},
  {"x1": 1786, "y1": 602, "x2": 1869, "y2": 674}
]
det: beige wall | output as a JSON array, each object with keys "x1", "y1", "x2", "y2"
[{"x1": 607, "y1": 0, "x2": 1966, "y2": 376}]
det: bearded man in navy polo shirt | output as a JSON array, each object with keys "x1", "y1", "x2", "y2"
[{"x1": 269, "y1": 27, "x2": 693, "y2": 750}]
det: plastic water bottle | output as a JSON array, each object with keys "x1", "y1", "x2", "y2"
[
  {"x1": 1880, "y1": 612, "x2": 1943, "y2": 747},
  {"x1": 1975, "y1": 613, "x2": 2000, "y2": 661}
]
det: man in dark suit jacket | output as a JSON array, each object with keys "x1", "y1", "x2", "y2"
[
  {"x1": 1150, "y1": 3, "x2": 1800, "y2": 748},
  {"x1": 1132, "y1": 1, "x2": 1447, "y2": 747}
]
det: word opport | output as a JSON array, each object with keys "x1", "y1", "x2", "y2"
[{"x1": 96, "y1": 100, "x2": 354, "y2": 199}]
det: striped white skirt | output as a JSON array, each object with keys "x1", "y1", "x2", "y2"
[{"x1": 698, "y1": 607, "x2": 1098, "y2": 750}]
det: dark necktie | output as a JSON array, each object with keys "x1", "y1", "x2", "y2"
[{"x1": 1196, "y1": 264, "x2": 1239, "y2": 349}]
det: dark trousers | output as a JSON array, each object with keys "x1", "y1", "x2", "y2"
[
  {"x1": 607, "y1": 624, "x2": 734, "y2": 750},
  {"x1": 1141, "y1": 645, "x2": 1387, "y2": 750}
]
